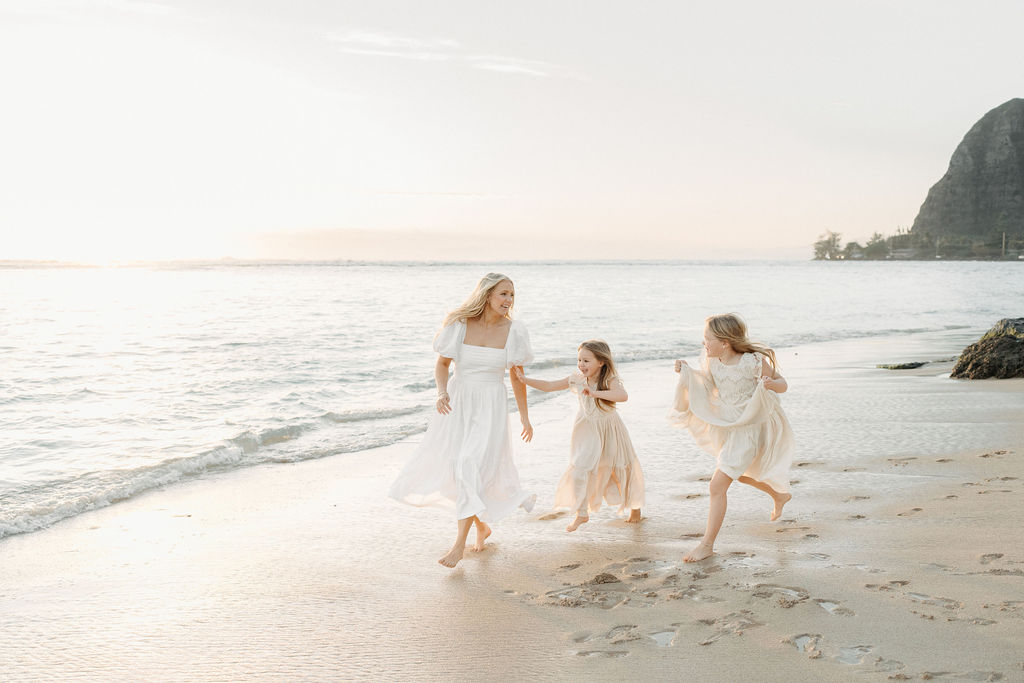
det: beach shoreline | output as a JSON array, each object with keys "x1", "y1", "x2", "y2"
[{"x1": 2, "y1": 331, "x2": 1023, "y2": 681}]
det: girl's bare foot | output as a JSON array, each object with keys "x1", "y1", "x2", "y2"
[
  {"x1": 683, "y1": 541, "x2": 714, "y2": 562},
  {"x1": 771, "y1": 493, "x2": 792, "y2": 522},
  {"x1": 438, "y1": 543, "x2": 465, "y2": 568},
  {"x1": 626, "y1": 508, "x2": 642, "y2": 523},
  {"x1": 472, "y1": 522, "x2": 491, "y2": 551},
  {"x1": 566, "y1": 514, "x2": 589, "y2": 532}
]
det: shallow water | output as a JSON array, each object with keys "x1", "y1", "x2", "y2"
[{"x1": 1, "y1": 259, "x2": 1021, "y2": 537}]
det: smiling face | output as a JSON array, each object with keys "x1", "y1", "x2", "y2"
[
  {"x1": 577, "y1": 347, "x2": 603, "y2": 378},
  {"x1": 487, "y1": 279, "x2": 515, "y2": 317},
  {"x1": 703, "y1": 326, "x2": 732, "y2": 358}
]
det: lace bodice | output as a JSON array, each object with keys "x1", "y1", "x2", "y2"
[
  {"x1": 708, "y1": 353, "x2": 761, "y2": 405},
  {"x1": 568, "y1": 372, "x2": 622, "y2": 420}
]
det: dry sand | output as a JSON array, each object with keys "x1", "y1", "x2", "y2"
[{"x1": 2, "y1": 331, "x2": 1023, "y2": 681}]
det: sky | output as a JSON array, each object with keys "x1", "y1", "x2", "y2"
[{"x1": 1, "y1": 0, "x2": 1022, "y2": 263}]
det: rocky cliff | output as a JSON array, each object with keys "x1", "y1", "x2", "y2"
[{"x1": 911, "y1": 99, "x2": 1024, "y2": 237}]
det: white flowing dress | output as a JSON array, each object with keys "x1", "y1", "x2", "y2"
[
  {"x1": 669, "y1": 352, "x2": 794, "y2": 493},
  {"x1": 389, "y1": 319, "x2": 537, "y2": 522},
  {"x1": 553, "y1": 373, "x2": 645, "y2": 515}
]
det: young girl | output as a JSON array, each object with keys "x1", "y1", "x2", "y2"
[
  {"x1": 515, "y1": 340, "x2": 644, "y2": 532},
  {"x1": 670, "y1": 314, "x2": 794, "y2": 562}
]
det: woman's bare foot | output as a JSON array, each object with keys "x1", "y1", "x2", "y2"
[
  {"x1": 438, "y1": 543, "x2": 465, "y2": 568},
  {"x1": 683, "y1": 541, "x2": 714, "y2": 562},
  {"x1": 566, "y1": 514, "x2": 589, "y2": 532},
  {"x1": 771, "y1": 493, "x2": 792, "y2": 522},
  {"x1": 626, "y1": 508, "x2": 642, "y2": 523},
  {"x1": 471, "y1": 521, "x2": 491, "y2": 551}
]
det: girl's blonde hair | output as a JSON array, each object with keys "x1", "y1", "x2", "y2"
[
  {"x1": 442, "y1": 273, "x2": 514, "y2": 327},
  {"x1": 579, "y1": 339, "x2": 619, "y2": 412},
  {"x1": 705, "y1": 313, "x2": 778, "y2": 371}
]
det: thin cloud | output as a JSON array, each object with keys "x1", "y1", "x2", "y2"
[
  {"x1": 327, "y1": 28, "x2": 566, "y2": 78},
  {"x1": 1, "y1": 0, "x2": 177, "y2": 19},
  {"x1": 371, "y1": 191, "x2": 504, "y2": 198}
]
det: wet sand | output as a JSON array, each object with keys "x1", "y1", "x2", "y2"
[{"x1": 2, "y1": 330, "x2": 1023, "y2": 681}]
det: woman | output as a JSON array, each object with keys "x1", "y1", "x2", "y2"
[{"x1": 389, "y1": 273, "x2": 536, "y2": 568}]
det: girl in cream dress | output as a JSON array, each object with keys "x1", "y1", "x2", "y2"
[
  {"x1": 670, "y1": 313, "x2": 794, "y2": 562},
  {"x1": 516, "y1": 340, "x2": 644, "y2": 532},
  {"x1": 389, "y1": 273, "x2": 536, "y2": 568}
]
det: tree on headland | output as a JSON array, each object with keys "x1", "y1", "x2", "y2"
[
  {"x1": 863, "y1": 233, "x2": 889, "y2": 259},
  {"x1": 813, "y1": 231, "x2": 842, "y2": 260},
  {"x1": 842, "y1": 241, "x2": 863, "y2": 259}
]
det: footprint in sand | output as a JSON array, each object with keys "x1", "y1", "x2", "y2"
[
  {"x1": 849, "y1": 514, "x2": 866, "y2": 520},
  {"x1": 897, "y1": 508, "x2": 922, "y2": 516},
  {"x1": 919, "y1": 671, "x2": 1006, "y2": 680},
  {"x1": 558, "y1": 563, "x2": 582, "y2": 571},
  {"x1": 815, "y1": 599, "x2": 855, "y2": 616},
  {"x1": 888, "y1": 457, "x2": 917, "y2": 466},
  {"x1": 604, "y1": 624, "x2": 642, "y2": 644},
  {"x1": 539, "y1": 511, "x2": 566, "y2": 521},
  {"x1": 648, "y1": 629, "x2": 677, "y2": 647},
  {"x1": 785, "y1": 633, "x2": 823, "y2": 658},
  {"x1": 835, "y1": 645, "x2": 905, "y2": 672},
  {"x1": 844, "y1": 495, "x2": 871, "y2": 502},
  {"x1": 979, "y1": 450, "x2": 1007, "y2": 458},
  {"x1": 776, "y1": 525, "x2": 811, "y2": 534},
  {"x1": 575, "y1": 650, "x2": 627, "y2": 658},
  {"x1": 906, "y1": 592, "x2": 962, "y2": 610},
  {"x1": 751, "y1": 584, "x2": 809, "y2": 608},
  {"x1": 666, "y1": 585, "x2": 723, "y2": 603},
  {"x1": 936, "y1": 458, "x2": 953, "y2": 463},
  {"x1": 980, "y1": 553, "x2": 1003, "y2": 565},
  {"x1": 696, "y1": 610, "x2": 763, "y2": 645}
]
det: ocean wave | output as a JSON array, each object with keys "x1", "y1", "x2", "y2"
[
  {"x1": 0, "y1": 400, "x2": 445, "y2": 540},
  {"x1": 320, "y1": 406, "x2": 424, "y2": 423}
]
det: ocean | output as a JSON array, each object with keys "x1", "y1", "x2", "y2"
[{"x1": 1, "y1": 260, "x2": 1020, "y2": 539}]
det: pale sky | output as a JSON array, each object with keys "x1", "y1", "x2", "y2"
[{"x1": 1, "y1": 0, "x2": 1022, "y2": 262}]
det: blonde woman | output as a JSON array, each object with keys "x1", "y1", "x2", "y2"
[
  {"x1": 389, "y1": 273, "x2": 536, "y2": 568},
  {"x1": 670, "y1": 313, "x2": 794, "y2": 562}
]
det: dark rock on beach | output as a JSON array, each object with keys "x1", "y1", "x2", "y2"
[
  {"x1": 950, "y1": 318, "x2": 1024, "y2": 379},
  {"x1": 877, "y1": 362, "x2": 927, "y2": 370}
]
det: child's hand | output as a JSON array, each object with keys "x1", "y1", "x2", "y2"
[
  {"x1": 674, "y1": 359, "x2": 687, "y2": 373},
  {"x1": 581, "y1": 386, "x2": 593, "y2": 397},
  {"x1": 760, "y1": 376, "x2": 775, "y2": 392},
  {"x1": 512, "y1": 366, "x2": 526, "y2": 382}
]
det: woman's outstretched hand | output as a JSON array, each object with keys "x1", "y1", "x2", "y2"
[{"x1": 520, "y1": 418, "x2": 533, "y2": 442}]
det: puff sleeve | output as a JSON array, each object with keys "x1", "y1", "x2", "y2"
[
  {"x1": 504, "y1": 319, "x2": 534, "y2": 369},
  {"x1": 432, "y1": 321, "x2": 465, "y2": 361}
]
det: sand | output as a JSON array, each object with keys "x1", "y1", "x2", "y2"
[{"x1": 1, "y1": 330, "x2": 1023, "y2": 681}]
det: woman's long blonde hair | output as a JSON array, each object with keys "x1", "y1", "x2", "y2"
[
  {"x1": 442, "y1": 273, "x2": 514, "y2": 327},
  {"x1": 705, "y1": 313, "x2": 778, "y2": 371},
  {"x1": 579, "y1": 339, "x2": 619, "y2": 412}
]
